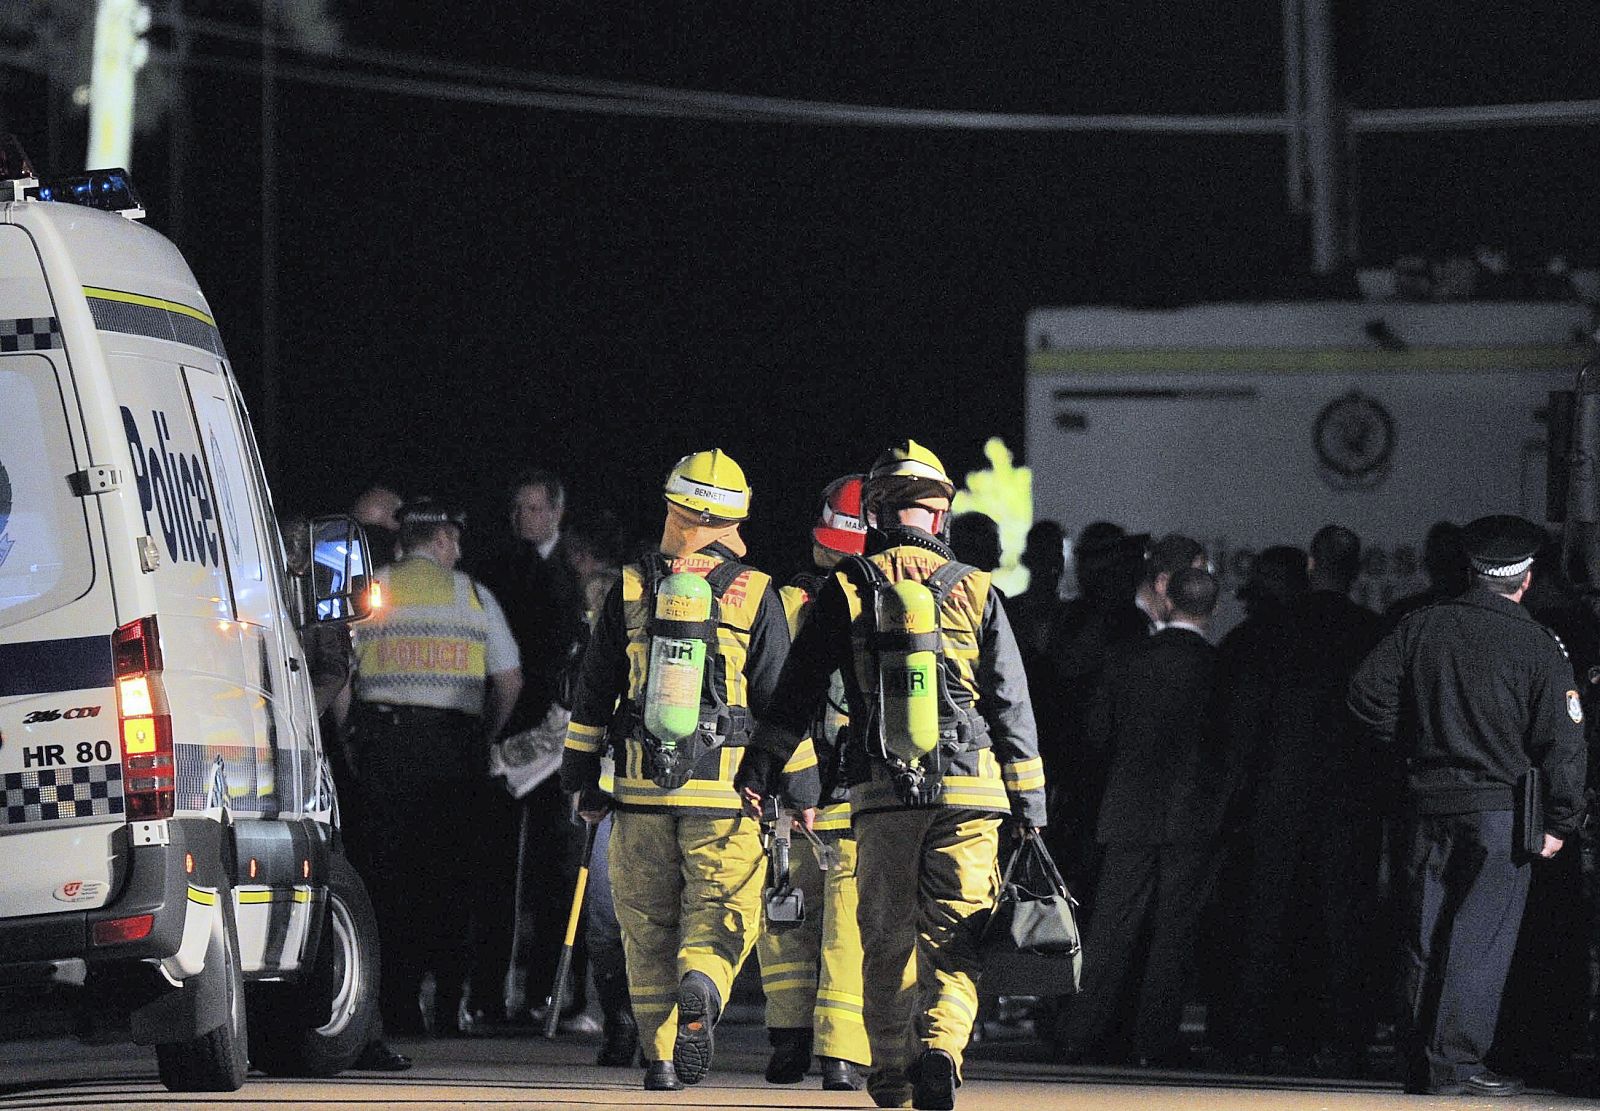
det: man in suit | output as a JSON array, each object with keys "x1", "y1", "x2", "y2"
[
  {"x1": 1063, "y1": 567, "x2": 1229, "y2": 1067},
  {"x1": 477, "y1": 470, "x2": 595, "y2": 1028}
]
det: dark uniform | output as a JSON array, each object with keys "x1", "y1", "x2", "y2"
[{"x1": 1347, "y1": 515, "x2": 1586, "y2": 1096}]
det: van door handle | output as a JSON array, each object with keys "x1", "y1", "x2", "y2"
[{"x1": 288, "y1": 657, "x2": 302, "y2": 672}]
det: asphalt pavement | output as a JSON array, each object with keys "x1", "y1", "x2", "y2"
[{"x1": 3, "y1": 1018, "x2": 1598, "y2": 1111}]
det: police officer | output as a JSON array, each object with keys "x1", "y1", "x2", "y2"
[
  {"x1": 738, "y1": 440, "x2": 1048, "y2": 1111},
  {"x1": 559, "y1": 450, "x2": 795, "y2": 1092},
  {"x1": 351, "y1": 499, "x2": 524, "y2": 1037},
  {"x1": 1348, "y1": 514, "x2": 1586, "y2": 1097},
  {"x1": 757, "y1": 475, "x2": 872, "y2": 1091}
]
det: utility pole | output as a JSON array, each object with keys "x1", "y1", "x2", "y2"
[
  {"x1": 260, "y1": 0, "x2": 280, "y2": 476},
  {"x1": 1300, "y1": 0, "x2": 1341, "y2": 274}
]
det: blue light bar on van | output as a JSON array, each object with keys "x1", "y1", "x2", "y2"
[{"x1": 25, "y1": 168, "x2": 144, "y2": 218}]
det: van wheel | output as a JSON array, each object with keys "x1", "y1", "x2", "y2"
[
  {"x1": 155, "y1": 890, "x2": 249, "y2": 1092},
  {"x1": 248, "y1": 852, "x2": 380, "y2": 1076}
]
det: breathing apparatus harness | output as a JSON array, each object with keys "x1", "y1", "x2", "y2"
[
  {"x1": 614, "y1": 553, "x2": 752, "y2": 790},
  {"x1": 840, "y1": 538, "x2": 989, "y2": 807}
]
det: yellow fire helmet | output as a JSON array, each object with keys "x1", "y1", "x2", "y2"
[
  {"x1": 865, "y1": 438, "x2": 956, "y2": 512},
  {"x1": 663, "y1": 448, "x2": 752, "y2": 522}
]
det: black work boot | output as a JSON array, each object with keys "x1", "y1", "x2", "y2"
[
  {"x1": 912, "y1": 1048, "x2": 957, "y2": 1110},
  {"x1": 644, "y1": 1060, "x2": 684, "y2": 1091},
  {"x1": 820, "y1": 1056, "x2": 865, "y2": 1090},
  {"x1": 597, "y1": 1009, "x2": 639, "y2": 1067},
  {"x1": 765, "y1": 1027, "x2": 813, "y2": 1084},
  {"x1": 672, "y1": 971, "x2": 721, "y2": 1085}
]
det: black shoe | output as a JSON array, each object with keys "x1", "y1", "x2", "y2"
[
  {"x1": 912, "y1": 1048, "x2": 957, "y2": 1111},
  {"x1": 671, "y1": 971, "x2": 720, "y2": 1085},
  {"x1": 352, "y1": 1040, "x2": 413, "y2": 1071},
  {"x1": 644, "y1": 1060, "x2": 684, "y2": 1091},
  {"x1": 1428, "y1": 1071, "x2": 1526, "y2": 1097},
  {"x1": 765, "y1": 1027, "x2": 813, "y2": 1084},
  {"x1": 597, "y1": 1012, "x2": 639, "y2": 1067},
  {"x1": 821, "y1": 1056, "x2": 865, "y2": 1091}
]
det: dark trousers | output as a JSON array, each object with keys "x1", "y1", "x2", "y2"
[
  {"x1": 1400, "y1": 809, "x2": 1530, "y2": 1089},
  {"x1": 1067, "y1": 841, "x2": 1214, "y2": 1062},
  {"x1": 352, "y1": 703, "x2": 479, "y2": 1035},
  {"x1": 1233, "y1": 783, "x2": 1381, "y2": 1062},
  {"x1": 464, "y1": 778, "x2": 521, "y2": 1020}
]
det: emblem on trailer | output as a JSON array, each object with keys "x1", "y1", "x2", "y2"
[{"x1": 1314, "y1": 390, "x2": 1394, "y2": 491}]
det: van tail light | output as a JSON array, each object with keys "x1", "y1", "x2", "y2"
[{"x1": 113, "y1": 617, "x2": 174, "y2": 821}]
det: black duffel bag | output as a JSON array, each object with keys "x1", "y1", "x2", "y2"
[{"x1": 979, "y1": 828, "x2": 1082, "y2": 996}]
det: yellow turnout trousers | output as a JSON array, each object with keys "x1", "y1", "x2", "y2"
[
  {"x1": 756, "y1": 835, "x2": 871, "y2": 1065},
  {"x1": 854, "y1": 808, "x2": 1001, "y2": 1096},
  {"x1": 609, "y1": 811, "x2": 767, "y2": 1061}
]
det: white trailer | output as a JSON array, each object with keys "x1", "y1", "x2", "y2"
[{"x1": 1024, "y1": 300, "x2": 1594, "y2": 626}]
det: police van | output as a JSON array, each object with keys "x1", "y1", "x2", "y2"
[{"x1": 0, "y1": 153, "x2": 379, "y2": 1091}]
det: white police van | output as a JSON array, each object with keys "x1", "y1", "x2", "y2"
[{"x1": 0, "y1": 151, "x2": 379, "y2": 1091}]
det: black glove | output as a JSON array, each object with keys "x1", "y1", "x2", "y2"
[{"x1": 734, "y1": 745, "x2": 781, "y2": 801}]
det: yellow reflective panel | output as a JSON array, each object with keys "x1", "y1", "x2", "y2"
[{"x1": 122, "y1": 717, "x2": 157, "y2": 755}]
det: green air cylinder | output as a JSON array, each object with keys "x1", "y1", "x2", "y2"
[
  {"x1": 878, "y1": 579, "x2": 940, "y2": 763},
  {"x1": 644, "y1": 571, "x2": 714, "y2": 747}
]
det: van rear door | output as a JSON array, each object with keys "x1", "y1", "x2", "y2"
[{"x1": 0, "y1": 225, "x2": 124, "y2": 918}]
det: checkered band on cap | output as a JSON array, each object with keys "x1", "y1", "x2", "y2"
[{"x1": 1470, "y1": 555, "x2": 1534, "y2": 577}]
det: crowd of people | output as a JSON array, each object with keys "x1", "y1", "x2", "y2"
[{"x1": 289, "y1": 439, "x2": 1596, "y2": 1107}]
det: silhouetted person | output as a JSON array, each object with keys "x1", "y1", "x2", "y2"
[
  {"x1": 1042, "y1": 527, "x2": 1148, "y2": 897},
  {"x1": 1231, "y1": 525, "x2": 1383, "y2": 1076},
  {"x1": 949, "y1": 510, "x2": 1002, "y2": 573},
  {"x1": 1135, "y1": 534, "x2": 1207, "y2": 633},
  {"x1": 1204, "y1": 545, "x2": 1309, "y2": 1055},
  {"x1": 1386, "y1": 521, "x2": 1469, "y2": 627}
]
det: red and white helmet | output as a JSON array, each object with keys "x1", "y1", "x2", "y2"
[{"x1": 813, "y1": 474, "x2": 868, "y2": 556}]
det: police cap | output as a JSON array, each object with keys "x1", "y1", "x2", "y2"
[
  {"x1": 398, "y1": 497, "x2": 467, "y2": 531},
  {"x1": 1461, "y1": 514, "x2": 1544, "y2": 578}
]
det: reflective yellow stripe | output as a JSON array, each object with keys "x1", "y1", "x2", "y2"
[
  {"x1": 84, "y1": 286, "x2": 216, "y2": 326},
  {"x1": 783, "y1": 738, "x2": 818, "y2": 775},
  {"x1": 813, "y1": 801, "x2": 853, "y2": 831},
  {"x1": 236, "y1": 889, "x2": 277, "y2": 904},
  {"x1": 565, "y1": 735, "x2": 604, "y2": 754},
  {"x1": 763, "y1": 972, "x2": 817, "y2": 990},
  {"x1": 1002, "y1": 756, "x2": 1043, "y2": 782},
  {"x1": 293, "y1": 886, "x2": 313, "y2": 904},
  {"x1": 186, "y1": 885, "x2": 217, "y2": 906},
  {"x1": 1028, "y1": 344, "x2": 1588, "y2": 376},
  {"x1": 612, "y1": 776, "x2": 742, "y2": 809},
  {"x1": 569, "y1": 720, "x2": 606, "y2": 739},
  {"x1": 762, "y1": 961, "x2": 812, "y2": 976}
]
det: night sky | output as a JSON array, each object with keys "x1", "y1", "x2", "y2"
[{"x1": 5, "y1": 1, "x2": 1600, "y2": 578}]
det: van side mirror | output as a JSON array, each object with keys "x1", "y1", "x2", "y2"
[{"x1": 307, "y1": 515, "x2": 375, "y2": 623}]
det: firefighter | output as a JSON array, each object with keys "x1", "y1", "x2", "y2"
[
  {"x1": 757, "y1": 475, "x2": 873, "y2": 1091},
  {"x1": 738, "y1": 440, "x2": 1048, "y2": 1111},
  {"x1": 559, "y1": 449, "x2": 798, "y2": 1092},
  {"x1": 350, "y1": 498, "x2": 524, "y2": 1037}
]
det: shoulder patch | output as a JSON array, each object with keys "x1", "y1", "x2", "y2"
[{"x1": 1568, "y1": 690, "x2": 1584, "y2": 724}]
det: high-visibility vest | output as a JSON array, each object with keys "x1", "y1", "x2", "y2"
[{"x1": 355, "y1": 556, "x2": 490, "y2": 714}]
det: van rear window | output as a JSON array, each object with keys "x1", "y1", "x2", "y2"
[{"x1": 0, "y1": 356, "x2": 95, "y2": 629}]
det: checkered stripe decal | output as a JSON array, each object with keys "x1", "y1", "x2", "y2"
[
  {"x1": 1, "y1": 764, "x2": 124, "y2": 825},
  {"x1": 0, "y1": 317, "x2": 62, "y2": 352}
]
